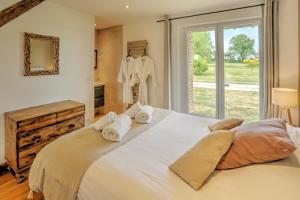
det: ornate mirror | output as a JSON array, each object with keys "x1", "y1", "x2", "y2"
[{"x1": 24, "y1": 33, "x2": 60, "y2": 76}]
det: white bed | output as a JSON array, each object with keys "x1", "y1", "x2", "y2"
[{"x1": 77, "y1": 110, "x2": 300, "y2": 200}]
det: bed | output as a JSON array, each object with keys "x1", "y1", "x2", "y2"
[{"x1": 29, "y1": 108, "x2": 300, "y2": 200}]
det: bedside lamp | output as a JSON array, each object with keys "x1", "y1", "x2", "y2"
[{"x1": 272, "y1": 88, "x2": 298, "y2": 124}]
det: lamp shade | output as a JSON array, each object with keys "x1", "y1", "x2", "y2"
[{"x1": 272, "y1": 88, "x2": 298, "y2": 108}]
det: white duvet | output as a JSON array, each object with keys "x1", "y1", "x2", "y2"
[{"x1": 77, "y1": 111, "x2": 300, "y2": 200}]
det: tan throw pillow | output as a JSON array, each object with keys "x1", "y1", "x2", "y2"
[
  {"x1": 217, "y1": 118, "x2": 297, "y2": 170},
  {"x1": 208, "y1": 118, "x2": 243, "y2": 132},
  {"x1": 169, "y1": 130, "x2": 234, "y2": 190}
]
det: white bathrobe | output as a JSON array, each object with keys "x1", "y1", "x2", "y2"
[
  {"x1": 135, "y1": 56, "x2": 157, "y2": 105},
  {"x1": 118, "y1": 57, "x2": 136, "y2": 106}
]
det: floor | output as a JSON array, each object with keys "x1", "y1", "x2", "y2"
[{"x1": 0, "y1": 172, "x2": 43, "y2": 200}]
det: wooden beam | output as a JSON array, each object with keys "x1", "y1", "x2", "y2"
[{"x1": 0, "y1": 0, "x2": 45, "y2": 27}]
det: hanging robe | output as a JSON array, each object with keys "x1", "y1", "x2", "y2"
[
  {"x1": 117, "y1": 57, "x2": 136, "y2": 106},
  {"x1": 135, "y1": 56, "x2": 157, "y2": 105}
]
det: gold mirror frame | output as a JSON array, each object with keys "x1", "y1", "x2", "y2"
[{"x1": 24, "y1": 32, "x2": 60, "y2": 76}]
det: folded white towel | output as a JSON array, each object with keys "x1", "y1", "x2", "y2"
[
  {"x1": 94, "y1": 112, "x2": 118, "y2": 131},
  {"x1": 135, "y1": 105, "x2": 154, "y2": 124},
  {"x1": 102, "y1": 115, "x2": 132, "y2": 142},
  {"x1": 124, "y1": 102, "x2": 142, "y2": 118}
]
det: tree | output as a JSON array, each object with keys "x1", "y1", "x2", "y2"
[
  {"x1": 193, "y1": 59, "x2": 208, "y2": 75},
  {"x1": 192, "y1": 32, "x2": 214, "y2": 62},
  {"x1": 228, "y1": 34, "x2": 256, "y2": 62}
]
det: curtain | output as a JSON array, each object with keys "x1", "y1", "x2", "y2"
[
  {"x1": 263, "y1": 0, "x2": 279, "y2": 119},
  {"x1": 164, "y1": 15, "x2": 171, "y2": 109}
]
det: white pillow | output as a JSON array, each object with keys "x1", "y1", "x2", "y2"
[{"x1": 286, "y1": 124, "x2": 300, "y2": 147}]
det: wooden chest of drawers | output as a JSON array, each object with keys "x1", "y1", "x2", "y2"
[{"x1": 5, "y1": 100, "x2": 85, "y2": 179}]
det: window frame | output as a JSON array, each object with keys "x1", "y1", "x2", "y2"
[{"x1": 184, "y1": 18, "x2": 264, "y2": 120}]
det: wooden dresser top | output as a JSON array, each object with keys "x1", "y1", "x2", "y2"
[{"x1": 5, "y1": 100, "x2": 85, "y2": 122}]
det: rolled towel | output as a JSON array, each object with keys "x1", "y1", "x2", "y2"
[
  {"x1": 124, "y1": 102, "x2": 142, "y2": 118},
  {"x1": 102, "y1": 115, "x2": 132, "y2": 142},
  {"x1": 94, "y1": 112, "x2": 118, "y2": 131},
  {"x1": 135, "y1": 105, "x2": 154, "y2": 124}
]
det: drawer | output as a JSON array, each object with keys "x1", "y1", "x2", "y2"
[
  {"x1": 56, "y1": 115, "x2": 84, "y2": 135},
  {"x1": 17, "y1": 116, "x2": 84, "y2": 169},
  {"x1": 18, "y1": 143, "x2": 46, "y2": 169},
  {"x1": 95, "y1": 86, "x2": 104, "y2": 98},
  {"x1": 18, "y1": 125, "x2": 57, "y2": 151},
  {"x1": 18, "y1": 114, "x2": 57, "y2": 133},
  {"x1": 56, "y1": 106, "x2": 85, "y2": 122},
  {"x1": 95, "y1": 97, "x2": 104, "y2": 108}
]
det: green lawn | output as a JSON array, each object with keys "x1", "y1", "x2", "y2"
[
  {"x1": 192, "y1": 88, "x2": 260, "y2": 122},
  {"x1": 193, "y1": 63, "x2": 259, "y2": 85},
  {"x1": 192, "y1": 63, "x2": 260, "y2": 122},
  {"x1": 192, "y1": 88, "x2": 216, "y2": 118}
]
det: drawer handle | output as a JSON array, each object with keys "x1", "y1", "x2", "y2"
[
  {"x1": 33, "y1": 136, "x2": 41, "y2": 140},
  {"x1": 69, "y1": 124, "x2": 75, "y2": 129}
]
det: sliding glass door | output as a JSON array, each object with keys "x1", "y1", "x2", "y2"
[
  {"x1": 223, "y1": 24, "x2": 261, "y2": 122},
  {"x1": 188, "y1": 20, "x2": 262, "y2": 122},
  {"x1": 187, "y1": 27, "x2": 217, "y2": 118}
]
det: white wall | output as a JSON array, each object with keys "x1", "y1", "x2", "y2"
[
  {"x1": 0, "y1": 1, "x2": 95, "y2": 163},
  {"x1": 278, "y1": 0, "x2": 299, "y2": 125},
  {"x1": 122, "y1": 20, "x2": 165, "y2": 108}
]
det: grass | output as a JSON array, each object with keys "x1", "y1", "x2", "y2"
[
  {"x1": 192, "y1": 88, "x2": 260, "y2": 122},
  {"x1": 192, "y1": 88, "x2": 217, "y2": 118},
  {"x1": 193, "y1": 63, "x2": 259, "y2": 85},
  {"x1": 192, "y1": 62, "x2": 260, "y2": 122}
]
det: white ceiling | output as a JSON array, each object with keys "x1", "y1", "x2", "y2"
[{"x1": 50, "y1": 0, "x2": 263, "y2": 29}]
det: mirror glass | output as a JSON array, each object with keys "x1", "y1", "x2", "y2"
[{"x1": 30, "y1": 39, "x2": 55, "y2": 72}]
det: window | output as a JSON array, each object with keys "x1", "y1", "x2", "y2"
[{"x1": 187, "y1": 20, "x2": 262, "y2": 122}]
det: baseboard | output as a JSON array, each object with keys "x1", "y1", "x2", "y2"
[{"x1": 0, "y1": 162, "x2": 8, "y2": 176}]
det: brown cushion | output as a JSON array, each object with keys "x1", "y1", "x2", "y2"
[
  {"x1": 208, "y1": 118, "x2": 244, "y2": 132},
  {"x1": 217, "y1": 118, "x2": 297, "y2": 170},
  {"x1": 169, "y1": 130, "x2": 234, "y2": 190}
]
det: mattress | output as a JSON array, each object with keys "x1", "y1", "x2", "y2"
[{"x1": 77, "y1": 111, "x2": 300, "y2": 200}]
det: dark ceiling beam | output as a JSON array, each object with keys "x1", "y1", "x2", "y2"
[{"x1": 0, "y1": 0, "x2": 45, "y2": 27}]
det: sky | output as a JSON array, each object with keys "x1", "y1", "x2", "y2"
[{"x1": 208, "y1": 26, "x2": 259, "y2": 53}]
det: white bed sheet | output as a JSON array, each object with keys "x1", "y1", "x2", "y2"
[{"x1": 78, "y1": 111, "x2": 300, "y2": 200}]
